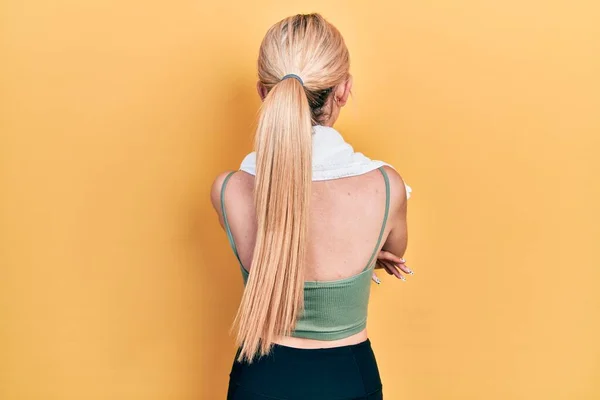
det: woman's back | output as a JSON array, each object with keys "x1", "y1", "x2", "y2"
[{"x1": 219, "y1": 167, "x2": 404, "y2": 283}]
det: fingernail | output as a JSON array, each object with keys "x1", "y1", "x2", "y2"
[
  {"x1": 400, "y1": 275, "x2": 406, "y2": 281},
  {"x1": 374, "y1": 277, "x2": 381, "y2": 284},
  {"x1": 400, "y1": 258, "x2": 406, "y2": 263},
  {"x1": 406, "y1": 268, "x2": 413, "y2": 274}
]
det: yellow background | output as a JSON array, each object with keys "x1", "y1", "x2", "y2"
[{"x1": 1, "y1": 1, "x2": 599, "y2": 399}]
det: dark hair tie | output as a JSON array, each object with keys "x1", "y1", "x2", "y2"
[{"x1": 281, "y1": 74, "x2": 304, "y2": 86}]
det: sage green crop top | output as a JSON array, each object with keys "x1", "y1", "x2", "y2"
[{"x1": 220, "y1": 167, "x2": 390, "y2": 340}]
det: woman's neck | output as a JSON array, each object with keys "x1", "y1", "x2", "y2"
[{"x1": 319, "y1": 115, "x2": 338, "y2": 127}]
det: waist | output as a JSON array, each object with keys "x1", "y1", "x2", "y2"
[{"x1": 275, "y1": 327, "x2": 368, "y2": 349}]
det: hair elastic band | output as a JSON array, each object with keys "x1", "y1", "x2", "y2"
[{"x1": 281, "y1": 74, "x2": 304, "y2": 86}]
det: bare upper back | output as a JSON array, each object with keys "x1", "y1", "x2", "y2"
[{"x1": 213, "y1": 166, "x2": 405, "y2": 281}]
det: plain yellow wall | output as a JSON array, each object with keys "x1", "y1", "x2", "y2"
[{"x1": 1, "y1": 1, "x2": 599, "y2": 399}]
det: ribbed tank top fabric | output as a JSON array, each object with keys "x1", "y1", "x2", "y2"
[{"x1": 220, "y1": 167, "x2": 390, "y2": 340}]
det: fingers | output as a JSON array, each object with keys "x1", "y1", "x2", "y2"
[
  {"x1": 371, "y1": 272, "x2": 381, "y2": 284},
  {"x1": 378, "y1": 251, "x2": 405, "y2": 264},
  {"x1": 378, "y1": 251, "x2": 414, "y2": 275},
  {"x1": 388, "y1": 263, "x2": 406, "y2": 281},
  {"x1": 380, "y1": 261, "x2": 406, "y2": 281},
  {"x1": 382, "y1": 261, "x2": 395, "y2": 275},
  {"x1": 398, "y1": 263, "x2": 413, "y2": 275},
  {"x1": 374, "y1": 257, "x2": 415, "y2": 284}
]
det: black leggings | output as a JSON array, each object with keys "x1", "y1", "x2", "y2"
[{"x1": 227, "y1": 339, "x2": 383, "y2": 400}]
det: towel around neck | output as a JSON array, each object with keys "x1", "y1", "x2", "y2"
[{"x1": 240, "y1": 125, "x2": 411, "y2": 198}]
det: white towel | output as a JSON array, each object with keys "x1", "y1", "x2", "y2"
[{"x1": 240, "y1": 125, "x2": 412, "y2": 199}]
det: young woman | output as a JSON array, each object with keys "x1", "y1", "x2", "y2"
[{"x1": 211, "y1": 13, "x2": 411, "y2": 400}]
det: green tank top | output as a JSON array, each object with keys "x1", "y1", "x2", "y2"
[{"x1": 220, "y1": 167, "x2": 390, "y2": 340}]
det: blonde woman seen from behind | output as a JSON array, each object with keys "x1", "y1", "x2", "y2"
[{"x1": 211, "y1": 13, "x2": 412, "y2": 400}]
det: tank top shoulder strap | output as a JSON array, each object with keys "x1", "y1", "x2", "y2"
[
  {"x1": 220, "y1": 171, "x2": 243, "y2": 266},
  {"x1": 362, "y1": 166, "x2": 391, "y2": 271}
]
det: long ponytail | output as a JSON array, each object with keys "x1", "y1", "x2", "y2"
[
  {"x1": 232, "y1": 13, "x2": 350, "y2": 362},
  {"x1": 233, "y1": 77, "x2": 312, "y2": 362}
]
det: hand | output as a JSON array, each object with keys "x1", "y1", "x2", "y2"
[{"x1": 372, "y1": 250, "x2": 413, "y2": 284}]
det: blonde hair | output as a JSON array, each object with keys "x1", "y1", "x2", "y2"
[{"x1": 232, "y1": 14, "x2": 350, "y2": 362}]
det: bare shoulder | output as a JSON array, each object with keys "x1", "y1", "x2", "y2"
[
  {"x1": 210, "y1": 171, "x2": 236, "y2": 213},
  {"x1": 210, "y1": 170, "x2": 255, "y2": 213},
  {"x1": 382, "y1": 166, "x2": 407, "y2": 211}
]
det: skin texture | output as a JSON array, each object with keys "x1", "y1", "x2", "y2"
[{"x1": 211, "y1": 78, "x2": 410, "y2": 349}]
